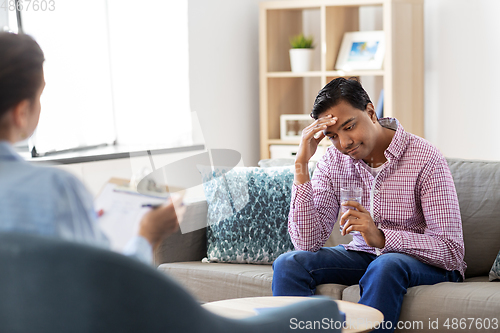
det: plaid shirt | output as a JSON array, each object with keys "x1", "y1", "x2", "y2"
[{"x1": 289, "y1": 118, "x2": 466, "y2": 278}]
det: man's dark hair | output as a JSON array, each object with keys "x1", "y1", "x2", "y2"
[
  {"x1": 0, "y1": 32, "x2": 45, "y2": 119},
  {"x1": 310, "y1": 77, "x2": 372, "y2": 119}
]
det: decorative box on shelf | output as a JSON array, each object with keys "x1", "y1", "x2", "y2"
[{"x1": 270, "y1": 144, "x2": 326, "y2": 162}]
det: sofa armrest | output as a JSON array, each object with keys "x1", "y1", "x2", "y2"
[{"x1": 154, "y1": 200, "x2": 208, "y2": 265}]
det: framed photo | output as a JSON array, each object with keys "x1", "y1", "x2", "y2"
[
  {"x1": 280, "y1": 114, "x2": 314, "y2": 141},
  {"x1": 335, "y1": 31, "x2": 385, "y2": 71}
]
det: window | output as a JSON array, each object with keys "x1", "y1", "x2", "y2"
[{"x1": 9, "y1": 0, "x2": 191, "y2": 155}]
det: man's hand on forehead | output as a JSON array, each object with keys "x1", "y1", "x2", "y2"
[
  {"x1": 317, "y1": 115, "x2": 338, "y2": 135},
  {"x1": 319, "y1": 113, "x2": 337, "y2": 120}
]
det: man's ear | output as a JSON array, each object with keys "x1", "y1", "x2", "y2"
[
  {"x1": 365, "y1": 103, "x2": 377, "y2": 123},
  {"x1": 11, "y1": 100, "x2": 31, "y2": 129}
]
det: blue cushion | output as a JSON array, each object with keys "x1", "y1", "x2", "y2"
[
  {"x1": 198, "y1": 165, "x2": 312, "y2": 264},
  {"x1": 489, "y1": 251, "x2": 500, "y2": 281}
]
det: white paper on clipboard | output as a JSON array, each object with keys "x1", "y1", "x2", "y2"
[{"x1": 94, "y1": 180, "x2": 167, "y2": 252}]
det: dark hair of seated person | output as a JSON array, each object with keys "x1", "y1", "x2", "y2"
[
  {"x1": 0, "y1": 32, "x2": 45, "y2": 121},
  {"x1": 310, "y1": 77, "x2": 372, "y2": 119}
]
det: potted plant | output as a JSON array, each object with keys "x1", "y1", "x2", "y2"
[{"x1": 289, "y1": 33, "x2": 314, "y2": 72}]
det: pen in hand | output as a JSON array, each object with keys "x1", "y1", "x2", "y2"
[{"x1": 142, "y1": 204, "x2": 162, "y2": 209}]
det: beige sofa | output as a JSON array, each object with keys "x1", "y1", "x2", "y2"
[{"x1": 156, "y1": 158, "x2": 500, "y2": 333}]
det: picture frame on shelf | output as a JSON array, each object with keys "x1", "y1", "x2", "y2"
[
  {"x1": 335, "y1": 31, "x2": 385, "y2": 71},
  {"x1": 280, "y1": 114, "x2": 314, "y2": 141}
]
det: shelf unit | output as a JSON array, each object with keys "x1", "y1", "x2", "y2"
[{"x1": 259, "y1": 0, "x2": 424, "y2": 159}]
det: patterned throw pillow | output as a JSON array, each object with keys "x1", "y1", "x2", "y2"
[
  {"x1": 198, "y1": 165, "x2": 312, "y2": 264},
  {"x1": 489, "y1": 251, "x2": 500, "y2": 281}
]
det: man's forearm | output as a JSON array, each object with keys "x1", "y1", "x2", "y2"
[{"x1": 294, "y1": 162, "x2": 310, "y2": 185}]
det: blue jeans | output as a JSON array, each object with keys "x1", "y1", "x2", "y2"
[{"x1": 272, "y1": 246, "x2": 462, "y2": 333}]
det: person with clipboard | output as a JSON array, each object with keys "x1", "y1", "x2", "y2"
[{"x1": 0, "y1": 32, "x2": 181, "y2": 265}]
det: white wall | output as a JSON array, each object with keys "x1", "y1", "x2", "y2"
[
  {"x1": 3, "y1": 2, "x2": 498, "y2": 163},
  {"x1": 425, "y1": 0, "x2": 500, "y2": 161},
  {"x1": 188, "y1": 0, "x2": 260, "y2": 166},
  {"x1": 0, "y1": 8, "x2": 7, "y2": 28},
  {"x1": 189, "y1": 0, "x2": 500, "y2": 165}
]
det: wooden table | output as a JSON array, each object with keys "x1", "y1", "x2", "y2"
[{"x1": 202, "y1": 296, "x2": 383, "y2": 333}]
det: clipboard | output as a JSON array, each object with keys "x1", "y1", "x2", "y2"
[{"x1": 94, "y1": 178, "x2": 168, "y2": 252}]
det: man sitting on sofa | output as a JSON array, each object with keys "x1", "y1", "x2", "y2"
[{"x1": 272, "y1": 77, "x2": 466, "y2": 333}]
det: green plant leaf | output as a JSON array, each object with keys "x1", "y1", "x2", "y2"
[{"x1": 289, "y1": 33, "x2": 314, "y2": 49}]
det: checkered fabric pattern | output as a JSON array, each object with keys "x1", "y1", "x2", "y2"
[{"x1": 289, "y1": 118, "x2": 466, "y2": 278}]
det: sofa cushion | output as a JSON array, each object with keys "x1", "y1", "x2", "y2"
[
  {"x1": 158, "y1": 261, "x2": 348, "y2": 303},
  {"x1": 490, "y1": 250, "x2": 500, "y2": 281},
  {"x1": 398, "y1": 281, "x2": 500, "y2": 333},
  {"x1": 198, "y1": 165, "x2": 307, "y2": 264},
  {"x1": 447, "y1": 158, "x2": 500, "y2": 278},
  {"x1": 341, "y1": 276, "x2": 495, "y2": 302},
  {"x1": 341, "y1": 285, "x2": 361, "y2": 303},
  {"x1": 341, "y1": 280, "x2": 500, "y2": 332},
  {"x1": 157, "y1": 262, "x2": 274, "y2": 303},
  {"x1": 315, "y1": 284, "x2": 348, "y2": 300}
]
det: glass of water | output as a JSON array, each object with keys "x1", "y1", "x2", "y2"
[{"x1": 338, "y1": 186, "x2": 362, "y2": 235}]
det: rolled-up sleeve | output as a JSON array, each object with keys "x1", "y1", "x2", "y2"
[{"x1": 289, "y1": 159, "x2": 339, "y2": 252}]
